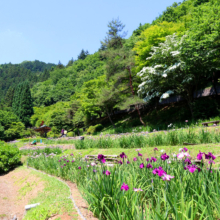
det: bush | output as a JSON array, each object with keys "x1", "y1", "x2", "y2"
[
  {"x1": 67, "y1": 131, "x2": 74, "y2": 137},
  {"x1": 47, "y1": 131, "x2": 59, "y2": 138},
  {"x1": 0, "y1": 143, "x2": 21, "y2": 173},
  {"x1": 87, "y1": 124, "x2": 103, "y2": 134}
]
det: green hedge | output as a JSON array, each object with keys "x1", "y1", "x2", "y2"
[{"x1": 0, "y1": 142, "x2": 21, "y2": 173}]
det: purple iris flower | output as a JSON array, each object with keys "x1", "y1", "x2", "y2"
[
  {"x1": 184, "y1": 158, "x2": 191, "y2": 164},
  {"x1": 146, "y1": 158, "x2": 150, "y2": 162},
  {"x1": 120, "y1": 152, "x2": 127, "y2": 159},
  {"x1": 71, "y1": 160, "x2": 75, "y2": 162},
  {"x1": 105, "y1": 170, "x2": 111, "y2": 175},
  {"x1": 63, "y1": 158, "x2": 66, "y2": 161},
  {"x1": 183, "y1": 147, "x2": 188, "y2": 152},
  {"x1": 78, "y1": 166, "x2": 81, "y2": 169},
  {"x1": 150, "y1": 157, "x2": 157, "y2": 162},
  {"x1": 161, "y1": 153, "x2": 169, "y2": 161},
  {"x1": 133, "y1": 157, "x2": 137, "y2": 161},
  {"x1": 93, "y1": 169, "x2": 97, "y2": 173},
  {"x1": 205, "y1": 152, "x2": 216, "y2": 160},
  {"x1": 138, "y1": 152, "x2": 143, "y2": 157},
  {"x1": 64, "y1": 164, "x2": 66, "y2": 166},
  {"x1": 121, "y1": 183, "x2": 129, "y2": 191},
  {"x1": 67, "y1": 160, "x2": 69, "y2": 163},
  {"x1": 139, "y1": 163, "x2": 144, "y2": 169},
  {"x1": 146, "y1": 163, "x2": 153, "y2": 169},
  {"x1": 152, "y1": 167, "x2": 166, "y2": 176},
  {"x1": 197, "y1": 151, "x2": 204, "y2": 160},
  {"x1": 154, "y1": 148, "x2": 158, "y2": 151},
  {"x1": 58, "y1": 160, "x2": 61, "y2": 162},
  {"x1": 127, "y1": 161, "x2": 130, "y2": 164},
  {"x1": 118, "y1": 160, "x2": 123, "y2": 165}
]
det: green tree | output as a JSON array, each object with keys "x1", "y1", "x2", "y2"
[
  {"x1": 12, "y1": 83, "x2": 22, "y2": 116},
  {"x1": 101, "y1": 18, "x2": 146, "y2": 126},
  {"x1": 4, "y1": 87, "x2": 14, "y2": 107},
  {"x1": 77, "y1": 49, "x2": 89, "y2": 60},
  {"x1": 19, "y1": 82, "x2": 34, "y2": 126}
]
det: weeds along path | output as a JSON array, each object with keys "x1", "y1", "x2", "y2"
[
  {"x1": 0, "y1": 167, "x2": 44, "y2": 220},
  {"x1": 27, "y1": 166, "x2": 98, "y2": 220}
]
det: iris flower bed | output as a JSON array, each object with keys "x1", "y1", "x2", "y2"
[{"x1": 27, "y1": 148, "x2": 220, "y2": 219}]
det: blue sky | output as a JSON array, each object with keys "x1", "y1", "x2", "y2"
[{"x1": 0, "y1": 0, "x2": 178, "y2": 65}]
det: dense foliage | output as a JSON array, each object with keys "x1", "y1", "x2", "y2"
[
  {"x1": 0, "y1": 60, "x2": 55, "y2": 104},
  {"x1": 1, "y1": 0, "x2": 220, "y2": 137},
  {"x1": 0, "y1": 142, "x2": 21, "y2": 173}
]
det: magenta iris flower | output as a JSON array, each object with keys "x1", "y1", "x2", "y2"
[
  {"x1": 146, "y1": 158, "x2": 149, "y2": 162},
  {"x1": 197, "y1": 151, "x2": 204, "y2": 160},
  {"x1": 152, "y1": 167, "x2": 166, "y2": 176},
  {"x1": 161, "y1": 153, "x2": 169, "y2": 161},
  {"x1": 64, "y1": 164, "x2": 66, "y2": 166},
  {"x1": 209, "y1": 160, "x2": 215, "y2": 164},
  {"x1": 183, "y1": 147, "x2": 188, "y2": 152},
  {"x1": 71, "y1": 160, "x2": 75, "y2": 162},
  {"x1": 58, "y1": 160, "x2": 61, "y2": 162},
  {"x1": 93, "y1": 169, "x2": 97, "y2": 173},
  {"x1": 185, "y1": 165, "x2": 200, "y2": 173},
  {"x1": 138, "y1": 152, "x2": 143, "y2": 157},
  {"x1": 120, "y1": 152, "x2": 127, "y2": 159},
  {"x1": 184, "y1": 158, "x2": 192, "y2": 164},
  {"x1": 63, "y1": 158, "x2": 66, "y2": 161},
  {"x1": 150, "y1": 157, "x2": 157, "y2": 162},
  {"x1": 70, "y1": 153, "x2": 73, "y2": 156},
  {"x1": 67, "y1": 160, "x2": 69, "y2": 163},
  {"x1": 118, "y1": 160, "x2": 123, "y2": 165},
  {"x1": 154, "y1": 148, "x2": 158, "y2": 151},
  {"x1": 127, "y1": 161, "x2": 130, "y2": 164},
  {"x1": 78, "y1": 166, "x2": 81, "y2": 169},
  {"x1": 105, "y1": 170, "x2": 111, "y2": 175},
  {"x1": 146, "y1": 163, "x2": 153, "y2": 169},
  {"x1": 139, "y1": 163, "x2": 144, "y2": 169},
  {"x1": 133, "y1": 157, "x2": 137, "y2": 161},
  {"x1": 121, "y1": 183, "x2": 129, "y2": 191}
]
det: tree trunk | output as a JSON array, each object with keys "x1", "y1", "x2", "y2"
[
  {"x1": 128, "y1": 67, "x2": 146, "y2": 126},
  {"x1": 106, "y1": 109, "x2": 116, "y2": 128}
]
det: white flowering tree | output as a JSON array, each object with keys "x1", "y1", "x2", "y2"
[{"x1": 137, "y1": 33, "x2": 210, "y2": 117}]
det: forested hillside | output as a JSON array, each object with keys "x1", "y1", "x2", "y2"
[
  {"x1": 0, "y1": 60, "x2": 55, "y2": 103},
  {"x1": 1, "y1": 0, "x2": 220, "y2": 141}
]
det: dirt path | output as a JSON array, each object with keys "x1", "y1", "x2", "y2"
[
  {"x1": 0, "y1": 168, "x2": 44, "y2": 220},
  {"x1": 0, "y1": 167, "x2": 97, "y2": 220}
]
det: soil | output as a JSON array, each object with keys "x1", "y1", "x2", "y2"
[
  {"x1": 0, "y1": 168, "x2": 44, "y2": 220},
  {"x1": 0, "y1": 168, "x2": 98, "y2": 220}
]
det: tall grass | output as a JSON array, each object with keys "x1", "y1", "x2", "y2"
[
  {"x1": 74, "y1": 127, "x2": 220, "y2": 149},
  {"x1": 27, "y1": 150, "x2": 220, "y2": 219}
]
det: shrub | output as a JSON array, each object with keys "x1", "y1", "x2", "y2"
[
  {"x1": 67, "y1": 131, "x2": 74, "y2": 137},
  {"x1": 0, "y1": 143, "x2": 21, "y2": 173},
  {"x1": 47, "y1": 131, "x2": 59, "y2": 138},
  {"x1": 87, "y1": 124, "x2": 103, "y2": 134}
]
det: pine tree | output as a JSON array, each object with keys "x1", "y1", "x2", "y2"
[
  {"x1": 19, "y1": 81, "x2": 34, "y2": 126},
  {"x1": 101, "y1": 18, "x2": 146, "y2": 126},
  {"x1": 4, "y1": 87, "x2": 15, "y2": 107},
  {"x1": 12, "y1": 83, "x2": 22, "y2": 116}
]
